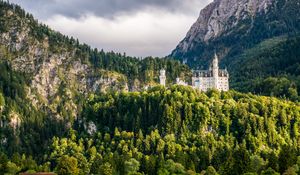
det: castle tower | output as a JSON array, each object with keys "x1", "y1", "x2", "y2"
[
  {"x1": 159, "y1": 69, "x2": 166, "y2": 86},
  {"x1": 212, "y1": 53, "x2": 219, "y2": 89}
]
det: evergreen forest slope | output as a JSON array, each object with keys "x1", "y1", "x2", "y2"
[
  {"x1": 0, "y1": 1, "x2": 299, "y2": 175},
  {"x1": 1, "y1": 86, "x2": 300, "y2": 174}
]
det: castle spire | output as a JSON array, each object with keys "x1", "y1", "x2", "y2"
[
  {"x1": 159, "y1": 69, "x2": 166, "y2": 86},
  {"x1": 214, "y1": 52, "x2": 218, "y2": 60},
  {"x1": 213, "y1": 52, "x2": 219, "y2": 70}
]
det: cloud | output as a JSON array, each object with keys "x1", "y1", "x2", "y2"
[
  {"x1": 45, "y1": 8, "x2": 199, "y2": 57},
  {"x1": 8, "y1": 0, "x2": 213, "y2": 57},
  {"x1": 9, "y1": 0, "x2": 212, "y2": 19}
]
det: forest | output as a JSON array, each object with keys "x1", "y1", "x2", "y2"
[
  {"x1": 0, "y1": 1, "x2": 300, "y2": 174},
  {"x1": 1, "y1": 86, "x2": 300, "y2": 174},
  {"x1": 228, "y1": 36, "x2": 300, "y2": 102}
]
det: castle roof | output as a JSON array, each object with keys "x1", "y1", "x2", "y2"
[{"x1": 192, "y1": 69, "x2": 229, "y2": 77}]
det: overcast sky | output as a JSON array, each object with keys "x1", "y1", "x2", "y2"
[{"x1": 8, "y1": 0, "x2": 212, "y2": 57}]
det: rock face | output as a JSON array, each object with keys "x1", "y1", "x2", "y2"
[
  {"x1": 0, "y1": 8, "x2": 128, "y2": 118},
  {"x1": 171, "y1": 0, "x2": 300, "y2": 68},
  {"x1": 179, "y1": 0, "x2": 273, "y2": 49}
]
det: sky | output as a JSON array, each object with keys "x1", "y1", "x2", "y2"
[{"x1": 8, "y1": 0, "x2": 212, "y2": 57}]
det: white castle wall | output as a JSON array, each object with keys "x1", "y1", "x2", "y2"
[{"x1": 159, "y1": 54, "x2": 229, "y2": 92}]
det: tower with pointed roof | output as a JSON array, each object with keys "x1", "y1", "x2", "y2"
[
  {"x1": 159, "y1": 69, "x2": 166, "y2": 86},
  {"x1": 191, "y1": 53, "x2": 229, "y2": 91},
  {"x1": 212, "y1": 53, "x2": 219, "y2": 89}
]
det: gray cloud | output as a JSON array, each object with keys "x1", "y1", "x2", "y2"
[
  {"x1": 8, "y1": 0, "x2": 211, "y2": 19},
  {"x1": 7, "y1": 0, "x2": 212, "y2": 57}
]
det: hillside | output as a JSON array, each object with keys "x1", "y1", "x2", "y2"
[
  {"x1": 0, "y1": 1, "x2": 299, "y2": 175},
  {"x1": 228, "y1": 36, "x2": 300, "y2": 100},
  {"x1": 171, "y1": 0, "x2": 300, "y2": 100},
  {"x1": 171, "y1": 0, "x2": 300, "y2": 66},
  {"x1": 1, "y1": 86, "x2": 300, "y2": 174},
  {"x1": 0, "y1": 1, "x2": 190, "y2": 156},
  {"x1": 0, "y1": 1, "x2": 190, "y2": 116}
]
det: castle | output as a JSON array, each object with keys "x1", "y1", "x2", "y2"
[
  {"x1": 159, "y1": 54, "x2": 229, "y2": 92},
  {"x1": 159, "y1": 69, "x2": 166, "y2": 86}
]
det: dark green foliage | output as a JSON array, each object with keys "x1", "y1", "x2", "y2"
[
  {"x1": 124, "y1": 158, "x2": 140, "y2": 174},
  {"x1": 228, "y1": 36, "x2": 300, "y2": 101},
  {"x1": 278, "y1": 145, "x2": 297, "y2": 174},
  {"x1": 204, "y1": 166, "x2": 219, "y2": 175},
  {"x1": 172, "y1": 0, "x2": 300, "y2": 69},
  {"x1": 55, "y1": 155, "x2": 79, "y2": 175},
  {"x1": 90, "y1": 154, "x2": 103, "y2": 174},
  {"x1": 0, "y1": 152, "x2": 8, "y2": 174},
  {"x1": 0, "y1": 1, "x2": 299, "y2": 174},
  {"x1": 82, "y1": 85, "x2": 300, "y2": 145},
  {"x1": 89, "y1": 51, "x2": 191, "y2": 86},
  {"x1": 0, "y1": 152, "x2": 42, "y2": 175},
  {"x1": 76, "y1": 86, "x2": 300, "y2": 174},
  {"x1": 0, "y1": 86, "x2": 299, "y2": 174},
  {"x1": 231, "y1": 146, "x2": 251, "y2": 175},
  {"x1": 0, "y1": 61, "x2": 69, "y2": 157},
  {"x1": 99, "y1": 162, "x2": 113, "y2": 175},
  {"x1": 261, "y1": 167, "x2": 280, "y2": 175}
]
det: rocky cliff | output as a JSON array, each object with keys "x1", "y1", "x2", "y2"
[
  {"x1": 0, "y1": 4, "x2": 128, "y2": 120},
  {"x1": 0, "y1": 1, "x2": 190, "y2": 126},
  {"x1": 0, "y1": 1, "x2": 187, "y2": 153},
  {"x1": 171, "y1": 0, "x2": 300, "y2": 68}
]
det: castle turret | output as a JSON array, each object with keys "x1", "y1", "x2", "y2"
[
  {"x1": 192, "y1": 53, "x2": 229, "y2": 92},
  {"x1": 212, "y1": 53, "x2": 219, "y2": 89},
  {"x1": 212, "y1": 53, "x2": 219, "y2": 76},
  {"x1": 159, "y1": 69, "x2": 166, "y2": 86}
]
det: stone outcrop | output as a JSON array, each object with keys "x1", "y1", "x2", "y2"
[
  {"x1": 0, "y1": 9, "x2": 128, "y2": 119},
  {"x1": 171, "y1": 0, "x2": 281, "y2": 66},
  {"x1": 173, "y1": 0, "x2": 273, "y2": 55}
]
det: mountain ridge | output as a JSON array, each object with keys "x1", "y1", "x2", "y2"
[
  {"x1": 171, "y1": 0, "x2": 300, "y2": 67},
  {"x1": 0, "y1": 1, "x2": 299, "y2": 174},
  {"x1": 0, "y1": 0, "x2": 190, "y2": 154},
  {"x1": 171, "y1": 0, "x2": 300, "y2": 100},
  {"x1": 0, "y1": 0, "x2": 190, "y2": 118}
]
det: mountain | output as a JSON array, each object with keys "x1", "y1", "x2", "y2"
[
  {"x1": 171, "y1": 0, "x2": 300, "y2": 66},
  {"x1": 0, "y1": 1, "x2": 300, "y2": 175},
  {"x1": 228, "y1": 35, "x2": 300, "y2": 99},
  {"x1": 0, "y1": 1, "x2": 189, "y2": 154},
  {"x1": 0, "y1": 1, "x2": 190, "y2": 117},
  {"x1": 171, "y1": 0, "x2": 300, "y2": 100}
]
